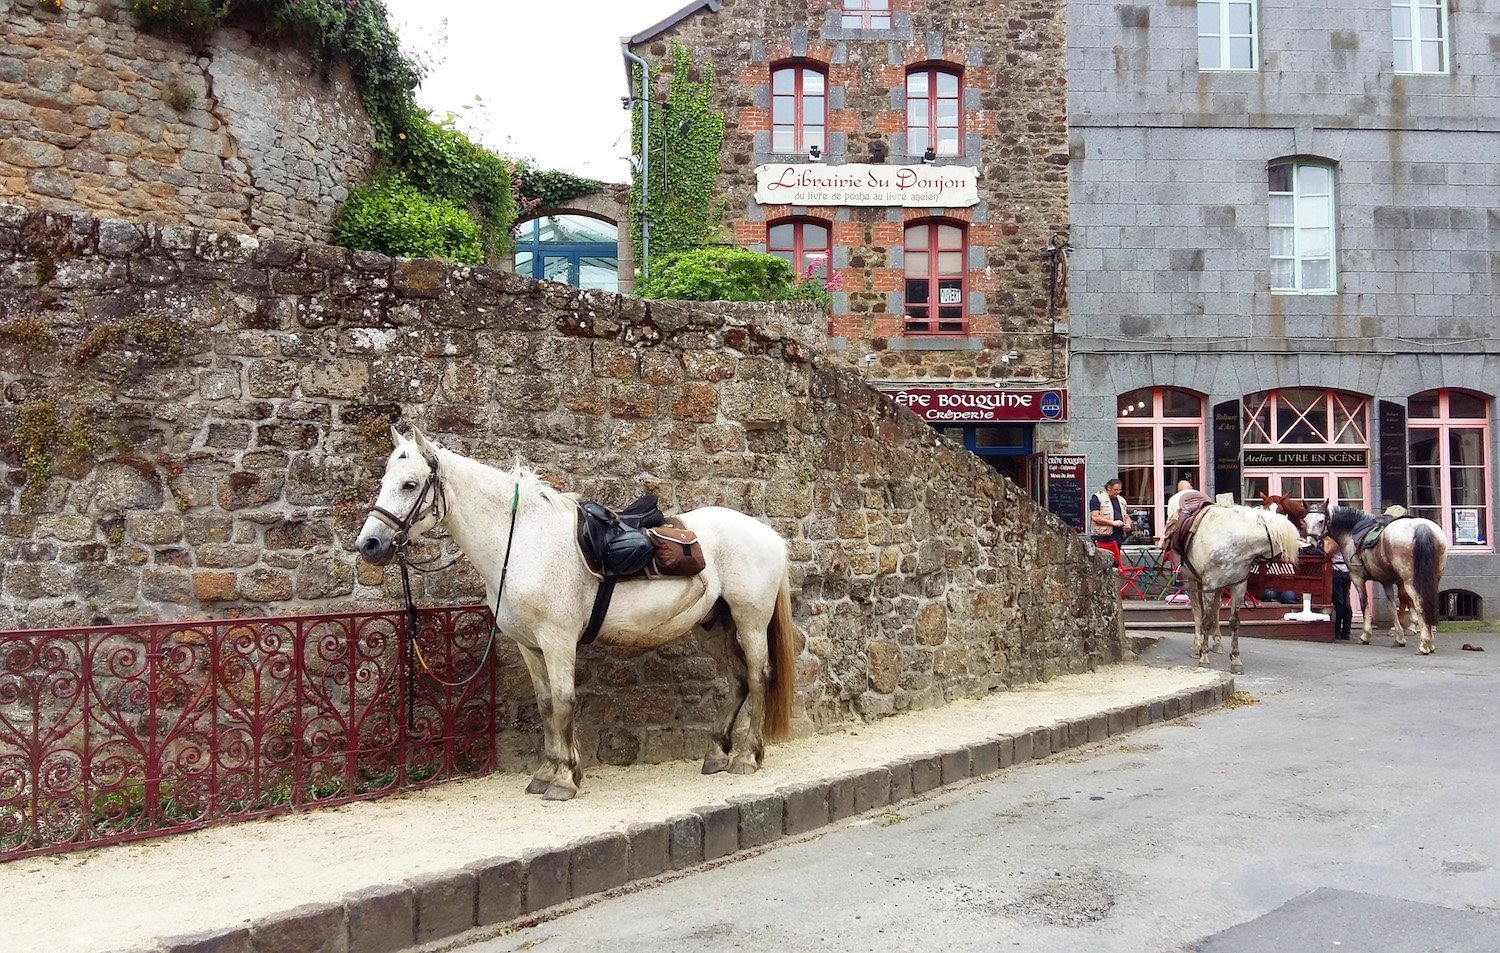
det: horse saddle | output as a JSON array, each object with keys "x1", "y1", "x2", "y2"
[
  {"x1": 1162, "y1": 491, "x2": 1213, "y2": 557},
  {"x1": 574, "y1": 493, "x2": 708, "y2": 645},
  {"x1": 1352, "y1": 514, "x2": 1404, "y2": 551}
]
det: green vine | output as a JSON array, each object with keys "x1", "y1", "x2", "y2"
[
  {"x1": 516, "y1": 168, "x2": 605, "y2": 211},
  {"x1": 630, "y1": 41, "x2": 727, "y2": 268}
]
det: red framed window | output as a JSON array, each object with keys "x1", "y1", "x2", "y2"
[
  {"x1": 903, "y1": 221, "x2": 966, "y2": 334},
  {"x1": 906, "y1": 66, "x2": 962, "y2": 158},
  {"x1": 842, "y1": 0, "x2": 891, "y2": 29},
  {"x1": 771, "y1": 64, "x2": 826, "y2": 154},
  {"x1": 768, "y1": 219, "x2": 830, "y2": 280},
  {"x1": 1409, "y1": 389, "x2": 1491, "y2": 549}
]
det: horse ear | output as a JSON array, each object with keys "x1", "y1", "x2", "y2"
[
  {"x1": 389, "y1": 424, "x2": 406, "y2": 447},
  {"x1": 410, "y1": 426, "x2": 433, "y2": 456}
]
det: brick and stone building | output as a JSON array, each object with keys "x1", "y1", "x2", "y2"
[
  {"x1": 626, "y1": 0, "x2": 1073, "y2": 496},
  {"x1": 1066, "y1": 1, "x2": 1500, "y2": 616}
]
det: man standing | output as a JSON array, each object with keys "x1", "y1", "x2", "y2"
[
  {"x1": 1090, "y1": 477, "x2": 1133, "y2": 564},
  {"x1": 1324, "y1": 534, "x2": 1352, "y2": 640}
]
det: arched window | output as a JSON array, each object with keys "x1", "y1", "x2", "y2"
[
  {"x1": 842, "y1": 0, "x2": 891, "y2": 29},
  {"x1": 513, "y1": 215, "x2": 618, "y2": 291},
  {"x1": 1409, "y1": 389, "x2": 1490, "y2": 548},
  {"x1": 771, "y1": 63, "x2": 826, "y2": 154},
  {"x1": 1268, "y1": 160, "x2": 1337, "y2": 293},
  {"x1": 903, "y1": 220, "x2": 965, "y2": 334},
  {"x1": 768, "y1": 219, "x2": 830, "y2": 281},
  {"x1": 906, "y1": 66, "x2": 962, "y2": 158},
  {"x1": 1117, "y1": 387, "x2": 1205, "y2": 544}
]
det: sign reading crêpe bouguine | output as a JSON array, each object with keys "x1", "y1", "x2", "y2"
[
  {"x1": 754, "y1": 163, "x2": 980, "y2": 207},
  {"x1": 890, "y1": 388, "x2": 1068, "y2": 423}
]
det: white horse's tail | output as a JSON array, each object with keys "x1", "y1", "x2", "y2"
[{"x1": 764, "y1": 569, "x2": 798, "y2": 742}]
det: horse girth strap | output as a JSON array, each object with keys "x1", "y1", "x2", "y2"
[{"x1": 579, "y1": 577, "x2": 616, "y2": 646}]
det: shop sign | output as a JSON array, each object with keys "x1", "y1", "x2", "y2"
[
  {"x1": 890, "y1": 387, "x2": 1068, "y2": 423},
  {"x1": 1378, "y1": 400, "x2": 1408, "y2": 508},
  {"x1": 1242, "y1": 449, "x2": 1369, "y2": 467},
  {"x1": 1212, "y1": 400, "x2": 1241, "y2": 497},
  {"x1": 754, "y1": 163, "x2": 980, "y2": 207},
  {"x1": 1045, "y1": 454, "x2": 1087, "y2": 533}
]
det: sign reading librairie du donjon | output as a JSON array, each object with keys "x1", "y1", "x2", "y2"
[{"x1": 755, "y1": 164, "x2": 980, "y2": 207}]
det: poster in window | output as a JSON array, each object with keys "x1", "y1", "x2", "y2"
[
  {"x1": 1454, "y1": 508, "x2": 1480, "y2": 544},
  {"x1": 938, "y1": 286, "x2": 962, "y2": 304}
]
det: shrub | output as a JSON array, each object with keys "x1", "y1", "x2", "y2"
[
  {"x1": 335, "y1": 180, "x2": 483, "y2": 265},
  {"x1": 635, "y1": 248, "x2": 801, "y2": 302}
]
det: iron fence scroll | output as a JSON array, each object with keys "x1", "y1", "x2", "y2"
[{"x1": 0, "y1": 605, "x2": 496, "y2": 860}]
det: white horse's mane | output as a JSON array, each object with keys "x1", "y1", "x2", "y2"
[{"x1": 428, "y1": 442, "x2": 578, "y2": 515}]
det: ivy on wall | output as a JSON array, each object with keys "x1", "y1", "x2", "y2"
[
  {"x1": 129, "y1": 0, "x2": 600, "y2": 262},
  {"x1": 630, "y1": 42, "x2": 727, "y2": 271}
]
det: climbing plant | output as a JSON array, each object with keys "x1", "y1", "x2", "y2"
[
  {"x1": 630, "y1": 42, "x2": 727, "y2": 273},
  {"x1": 129, "y1": 0, "x2": 595, "y2": 262}
]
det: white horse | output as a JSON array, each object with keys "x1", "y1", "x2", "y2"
[
  {"x1": 356, "y1": 427, "x2": 798, "y2": 800},
  {"x1": 1166, "y1": 496, "x2": 1303, "y2": 674},
  {"x1": 1304, "y1": 506, "x2": 1448, "y2": 655}
]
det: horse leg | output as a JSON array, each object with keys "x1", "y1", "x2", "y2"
[
  {"x1": 1188, "y1": 581, "x2": 1209, "y2": 667},
  {"x1": 700, "y1": 630, "x2": 748, "y2": 775},
  {"x1": 517, "y1": 645, "x2": 561, "y2": 796},
  {"x1": 538, "y1": 641, "x2": 583, "y2": 801},
  {"x1": 725, "y1": 618, "x2": 774, "y2": 775},
  {"x1": 1356, "y1": 580, "x2": 1373, "y2": 645},
  {"x1": 1389, "y1": 583, "x2": 1408, "y2": 647},
  {"x1": 1226, "y1": 581, "x2": 1246, "y2": 675}
]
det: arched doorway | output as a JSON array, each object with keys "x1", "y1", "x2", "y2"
[{"x1": 513, "y1": 214, "x2": 619, "y2": 291}]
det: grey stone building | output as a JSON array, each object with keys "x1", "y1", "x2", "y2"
[{"x1": 1066, "y1": 1, "x2": 1500, "y2": 617}]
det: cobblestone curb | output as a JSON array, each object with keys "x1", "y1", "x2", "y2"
[{"x1": 151, "y1": 676, "x2": 1233, "y2": 953}]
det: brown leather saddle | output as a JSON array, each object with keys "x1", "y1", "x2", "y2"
[
  {"x1": 1163, "y1": 490, "x2": 1213, "y2": 558},
  {"x1": 573, "y1": 493, "x2": 707, "y2": 645}
]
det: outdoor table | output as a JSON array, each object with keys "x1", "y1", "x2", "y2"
[{"x1": 1122, "y1": 545, "x2": 1175, "y2": 600}]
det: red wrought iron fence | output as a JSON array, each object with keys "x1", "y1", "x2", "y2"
[{"x1": 0, "y1": 605, "x2": 497, "y2": 861}]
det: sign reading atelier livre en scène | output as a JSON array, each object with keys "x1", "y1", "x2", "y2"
[{"x1": 754, "y1": 163, "x2": 980, "y2": 207}]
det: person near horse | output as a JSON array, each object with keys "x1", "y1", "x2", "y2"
[
  {"x1": 1090, "y1": 477, "x2": 1133, "y2": 564},
  {"x1": 1324, "y1": 532, "x2": 1352, "y2": 640}
]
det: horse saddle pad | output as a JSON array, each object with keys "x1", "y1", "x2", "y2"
[
  {"x1": 1352, "y1": 514, "x2": 1403, "y2": 551},
  {"x1": 1163, "y1": 491, "x2": 1213, "y2": 556},
  {"x1": 575, "y1": 494, "x2": 706, "y2": 580}
]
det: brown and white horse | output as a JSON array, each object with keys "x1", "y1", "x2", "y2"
[
  {"x1": 1304, "y1": 505, "x2": 1449, "y2": 655},
  {"x1": 1260, "y1": 492, "x2": 1309, "y2": 534},
  {"x1": 356, "y1": 427, "x2": 798, "y2": 800}
]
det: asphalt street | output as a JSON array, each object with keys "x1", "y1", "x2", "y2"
[{"x1": 451, "y1": 630, "x2": 1499, "y2": 953}]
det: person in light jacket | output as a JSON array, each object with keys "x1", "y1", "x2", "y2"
[{"x1": 1089, "y1": 477, "x2": 1133, "y2": 565}]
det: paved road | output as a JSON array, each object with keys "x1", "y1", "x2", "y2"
[{"x1": 457, "y1": 632, "x2": 1499, "y2": 953}]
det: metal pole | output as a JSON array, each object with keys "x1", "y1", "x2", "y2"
[{"x1": 622, "y1": 44, "x2": 652, "y2": 280}]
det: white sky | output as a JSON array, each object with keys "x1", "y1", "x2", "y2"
[{"x1": 383, "y1": 0, "x2": 693, "y2": 183}]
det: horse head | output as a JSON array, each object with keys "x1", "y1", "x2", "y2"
[
  {"x1": 356, "y1": 425, "x2": 446, "y2": 566},
  {"x1": 1262, "y1": 492, "x2": 1309, "y2": 533},
  {"x1": 1303, "y1": 501, "x2": 1329, "y2": 542}
]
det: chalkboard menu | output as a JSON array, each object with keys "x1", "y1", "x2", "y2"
[
  {"x1": 1046, "y1": 454, "x2": 1087, "y2": 533},
  {"x1": 1378, "y1": 400, "x2": 1408, "y2": 509},
  {"x1": 1212, "y1": 400, "x2": 1242, "y2": 500}
]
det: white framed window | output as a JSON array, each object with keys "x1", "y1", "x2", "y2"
[
  {"x1": 1268, "y1": 160, "x2": 1336, "y2": 294},
  {"x1": 1392, "y1": 0, "x2": 1449, "y2": 74},
  {"x1": 1198, "y1": 0, "x2": 1258, "y2": 71}
]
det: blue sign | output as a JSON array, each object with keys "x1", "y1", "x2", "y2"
[{"x1": 1039, "y1": 391, "x2": 1063, "y2": 420}]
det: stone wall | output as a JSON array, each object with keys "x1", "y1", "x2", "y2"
[
  {"x1": 630, "y1": 0, "x2": 1071, "y2": 384},
  {"x1": 0, "y1": 0, "x2": 373, "y2": 242},
  {"x1": 0, "y1": 204, "x2": 1123, "y2": 768}
]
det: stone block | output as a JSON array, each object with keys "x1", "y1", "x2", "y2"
[
  {"x1": 466, "y1": 856, "x2": 523, "y2": 926},
  {"x1": 626, "y1": 822, "x2": 670, "y2": 881},
  {"x1": 161, "y1": 929, "x2": 251, "y2": 953},
  {"x1": 345, "y1": 884, "x2": 414, "y2": 953},
  {"x1": 940, "y1": 747, "x2": 972, "y2": 785},
  {"x1": 407, "y1": 869, "x2": 475, "y2": 944},
  {"x1": 731, "y1": 792, "x2": 783, "y2": 848},
  {"x1": 248, "y1": 901, "x2": 345, "y2": 953},
  {"x1": 696, "y1": 803, "x2": 739, "y2": 861},
  {"x1": 850, "y1": 766, "x2": 891, "y2": 813},
  {"x1": 667, "y1": 813, "x2": 704, "y2": 869},
  {"x1": 970, "y1": 739, "x2": 1001, "y2": 776},
  {"x1": 779, "y1": 782, "x2": 830, "y2": 836},
  {"x1": 887, "y1": 760, "x2": 914, "y2": 803},
  {"x1": 1106, "y1": 707, "x2": 1130, "y2": 736},
  {"x1": 1011, "y1": 731, "x2": 1033, "y2": 763},
  {"x1": 1149, "y1": 699, "x2": 1166, "y2": 722},
  {"x1": 827, "y1": 772, "x2": 858, "y2": 821},
  {"x1": 569, "y1": 832, "x2": 629, "y2": 898},
  {"x1": 1049, "y1": 723, "x2": 1070, "y2": 753},
  {"x1": 1030, "y1": 727, "x2": 1053, "y2": 758},
  {"x1": 1087, "y1": 714, "x2": 1109, "y2": 743},
  {"x1": 909, "y1": 753, "x2": 942, "y2": 794},
  {"x1": 523, "y1": 848, "x2": 570, "y2": 913}
]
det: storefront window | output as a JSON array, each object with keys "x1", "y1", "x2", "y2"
[
  {"x1": 1409, "y1": 389, "x2": 1490, "y2": 548},
  {"x1": 1117, "y1": 387, "x2": 1205, "y2": 544},
  {"x1": 768, "y1": 219, "x2": 830, "y2": 280},
  {"x1": 903, "y1": 221, "x2": 966, "y2": 334},
  {"x1": 513, "y1": 215, "x2": 618, "y2": 291},
  {"x1": 1242, "y1": 388, "x2": 1370, "y2": 512}
]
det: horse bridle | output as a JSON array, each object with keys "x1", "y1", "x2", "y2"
[{"x1": 367, "y1": 454, "x2": 447, "y2": 558}]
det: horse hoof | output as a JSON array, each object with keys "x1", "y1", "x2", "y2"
[
  {"x1": 726, "y1": 760, "x2": 759, "y2": 776},
  {"x1": 525, "y1": 778, "x2": 549, "y2": 795},
  {"x1": 1230, "y1": 663, "x2": 1244, "y2": 675},
  {"x1": 1418, "y1": 647, "x2": 1434, "y2": 656},
  {"x1": 1197, "y1": 658, "x2": 1209, "y2": 668},
  {"x1": 542, "y1": 784, "x2": 577, "y2": 801},
  {"x1": 701, "y1": 758, "x2": 727, "y2": 775}
]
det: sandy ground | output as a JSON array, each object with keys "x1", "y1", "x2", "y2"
[{"x1": 4, "y1": 662, "x2": 1219, "y2": 953}]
